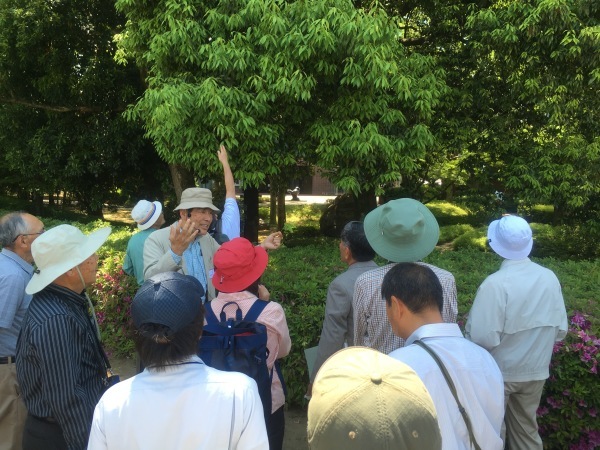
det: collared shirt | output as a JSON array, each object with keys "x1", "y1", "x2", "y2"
[
  {"x1": 389, "y1": 323, "x2": 504, "y2": 450},
  {"x1": 465, "y1": 258, "x2": 568, "y2": 382},
  {"x1": 310, "y1": 260, "x2": 378, "y2": 382},
  {"x1": 353, "y1": 262, "x2": 458, "y2": 354},
  {"x1": 0, "y1": 248, "x2": 34, "y2": 356},
  {"x1": 209, "y1": 292, "x2": 291, "y2": 413},
  {"x1": 88, "y1": 356, "x2": 268, "y2": 450},
  {"x1": 16, "y1": 284, "x2": 108, "y2": 450},
  {"x1": 123, "y1": 228, "x2": 155, "y2": 285}
]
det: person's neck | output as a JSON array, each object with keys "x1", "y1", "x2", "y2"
[
  {"x1": 401, "y1": 309, "x2": 444, "y2": 340},
  {"x1": 6, "y1": 246, "x2": 32, "y2": 264}
]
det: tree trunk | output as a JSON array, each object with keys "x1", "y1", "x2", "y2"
[
  {"x1": 31, "y1": 191, "x2": 44, "y2": 216},
  {"x1": 269, "y1": 187, "x2": 277, "y2": 230},
  {"x1": 169, "y1": 163, "x2": 195, "y2": 203},
  {"x1": 277, "y1": 190, "x2": 286, "y2": 230},
  {"x1": 243, "y1": 186, "x2": 259, "y2": 243}
]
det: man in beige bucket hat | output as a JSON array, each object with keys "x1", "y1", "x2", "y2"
[
  {"x1": 16, "y1": 224, "x2": 113, "y2": 450},
  {"x1": 143, "y1": 186, "x2": 282, "y2": 302}
]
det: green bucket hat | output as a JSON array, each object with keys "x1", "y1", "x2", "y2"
[{"x1": 363, "y1": 198, "x2": 439, "y2": 263}]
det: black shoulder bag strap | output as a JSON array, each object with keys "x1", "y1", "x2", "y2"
[{"x1": 413, "y1": 340, "x2": 482, "y2": 450}]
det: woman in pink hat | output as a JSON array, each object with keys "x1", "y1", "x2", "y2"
[{"x1": 210, "y1": 238, "x2": 291, "y2": 450}]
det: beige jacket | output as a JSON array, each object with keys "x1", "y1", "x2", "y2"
[{"x1": 143, "y1": 225, "x2": 220, "y2": 300}]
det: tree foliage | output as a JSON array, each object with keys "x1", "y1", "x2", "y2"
[
  {"x1": 115, "y1": 0, "x2": 447, "y2": 200},
  {"x1": 0, "y1": 0, "x2": 168, "y2": 215},
  {"x1": 459, "y1": 0, "x2": 600, "y2": 220}
]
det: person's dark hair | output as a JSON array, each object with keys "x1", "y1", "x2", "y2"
[
  {"x1": 340, "y1": 221, "x2": 376, "y2": 262},
  {"x1": 381, "y1": 263, "x2": 443, "y2": 313},
  {"x1": 242, "y1": 279, "x2": 260, "y2": 297},
  {"x1": 0, "y1": 212, "x2": 28, "y2": 248},
  {"x1": 133, "y1": 307, "x2": 205, "y2": 371}
]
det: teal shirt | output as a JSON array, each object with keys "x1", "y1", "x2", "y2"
[{"x1": 123, "y1": 229, "x2": 155, "y2": 285}]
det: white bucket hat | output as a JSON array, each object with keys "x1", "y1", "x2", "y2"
[
  {"x1": 487, "y1": 215, "x2": 533, "y2": 260},
  {"x1": 131, "y1": 200, "x2": 163, "y2": 230},
  {"x1": 26, "y1": 224, "x2": 111, "y2": 294}
]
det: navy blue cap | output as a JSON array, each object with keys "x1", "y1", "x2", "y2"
[{"x1": 132, "y1": 272, "x2": 204, "y2": 334}]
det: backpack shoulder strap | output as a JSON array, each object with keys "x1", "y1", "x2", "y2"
[
  {"x1": 244, "y1": 299, "x2": 269, "y2": 322},
  {"x1": 204, "y1": 302, "x2": 219, "y2": 325}
]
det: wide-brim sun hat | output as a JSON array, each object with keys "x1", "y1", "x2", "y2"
[
  {"x1": 487, "y1": 215, "x2": 533, "y2": 260},
  {"x1": 212, "y1": 237, "x2": 268, "y2": 293},
  {"x1": 132, "y1": 200, "x2": 163, "y2": 230},
  {"x1": 308, "y1": 347, "x2": 442, "y2": 450},
  {"x1": 363, "y1": 198, "x2": 439, "y2": 263},
  {"x1": 26, "y1": 225, "x2": 111, "y2": 295},
  {"x1": 174, "y1": 188, "x2": 220, "y2": 213},
  {"x1": 132, "y1": 272, "x2": 204, "y2": 335}
]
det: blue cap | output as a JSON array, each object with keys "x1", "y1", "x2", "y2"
[{"x1": 132, "y1": 272, "x2": 204, "y2": 334}]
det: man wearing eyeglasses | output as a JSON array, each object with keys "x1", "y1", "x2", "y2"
[{"x1": 0, "y1": 211, "x2": 44, "y2": 450}]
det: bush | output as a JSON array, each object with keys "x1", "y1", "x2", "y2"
[
  {"x1": 438, "y1": 224, "x2": 475, "y2": 245},
  {"x1": 92, "y1": 253, "x2": 138, "y2": 357},
  {"x1": 538, "y1": 312, "x2": 600, "y2": 449}
]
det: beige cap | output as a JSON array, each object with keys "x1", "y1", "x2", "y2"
[{"x1": 308, "y1": 347, "x2": 441, "y2": 450}]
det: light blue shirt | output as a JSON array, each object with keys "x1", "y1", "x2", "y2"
[
  {"x1": 389, "y1": 323, "x2": 504, "y2": 450},
  {"x1": 183, "y1": 241, "x2": 208, "y2": 303},
  {"x1": 0, "y1": 248, "x2": 34, "y2": 355},
  {"x1": 123, "y1": 229, "x2": 155, "y2": 285},
  {"x1": 220, "y1": 197, "x2": 240, "y2": 239}
]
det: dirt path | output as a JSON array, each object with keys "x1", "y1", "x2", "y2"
[{"x1": 110, "y1": 356, "x2": 308, "y2": 450}]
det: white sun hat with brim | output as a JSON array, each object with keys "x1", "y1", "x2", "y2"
[
  {"x1": 26, "y1": 224, "x2": 111, "y2": 295},
  {"x1": 131, "y1": 200, "x2": 163, "y2": 230},
  {"x1": 487, "y1": 215, "x2": 533, "y2": 260}
]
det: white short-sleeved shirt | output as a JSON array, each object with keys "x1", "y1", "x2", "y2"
[{"x1": 88, "y1": 356, "x2": 268, "y2": 450}]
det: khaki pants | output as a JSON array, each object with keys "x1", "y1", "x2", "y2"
[
  {"x1": 0, "y1": 362, "x2": 27, "y2": 450},
  {"x1": 503, "y1": 380, "x2": 545, "y2": 450}
]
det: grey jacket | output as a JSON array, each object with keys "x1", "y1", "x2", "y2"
[{"x1": 310, "y1": 260, "x2": 378, "y2": 382}]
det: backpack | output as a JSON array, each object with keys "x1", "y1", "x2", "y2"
[{"x1": 199, "y1": 300, "x2": 278, "y2": 423}]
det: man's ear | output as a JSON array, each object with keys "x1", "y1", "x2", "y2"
[{"x1": 390, "y1": 295, "x2": 407, "y2": 316}]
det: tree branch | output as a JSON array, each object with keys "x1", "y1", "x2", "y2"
[{"x1": 0, "y1": 96, "x2": 126, "y2": 114}]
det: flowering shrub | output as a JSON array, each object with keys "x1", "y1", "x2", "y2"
[
  {"x1": 91, "y1": 254, "x2": 139, "y2": 357},
  {"x1": 538, "y1": 312, "x2": 600, "y2": 449}
]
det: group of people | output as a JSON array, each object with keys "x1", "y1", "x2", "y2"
[
  {"x1": 0, "y1": 148, "x2": 568, "y2": 450},
  {"x1": 306, "y1": 199, "x2": 568, "y2": 450}
]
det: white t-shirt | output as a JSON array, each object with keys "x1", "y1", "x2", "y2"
[{"x1": 87, "y1": 356, "x2": 268, "y2": 450}]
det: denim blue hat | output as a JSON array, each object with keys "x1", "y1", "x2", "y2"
[{"x1": 132, "y1": 272, "x2": 204, "y2": 334}]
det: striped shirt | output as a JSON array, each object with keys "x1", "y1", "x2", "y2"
[
  {"x1": 16, "y1": 284, "x2": 108, "y2": 450},
  {"x1": 353, "y1": 262, "x2": 458, "y2": 354}
]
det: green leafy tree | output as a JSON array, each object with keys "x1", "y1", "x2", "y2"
[
  {"x1": 0, "y1": 0, "x2": 167, "y2": 216},
  {"x1": 115, "y1": 0, "x2": 448, "y2": 237},
  {"x1": 459, "y1": 0, "x2": 600, "y2": 221}
]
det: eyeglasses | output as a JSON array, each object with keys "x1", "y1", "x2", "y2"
[{"x1": 12, "y1": 229, "x2": 45, "y2": 242}]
